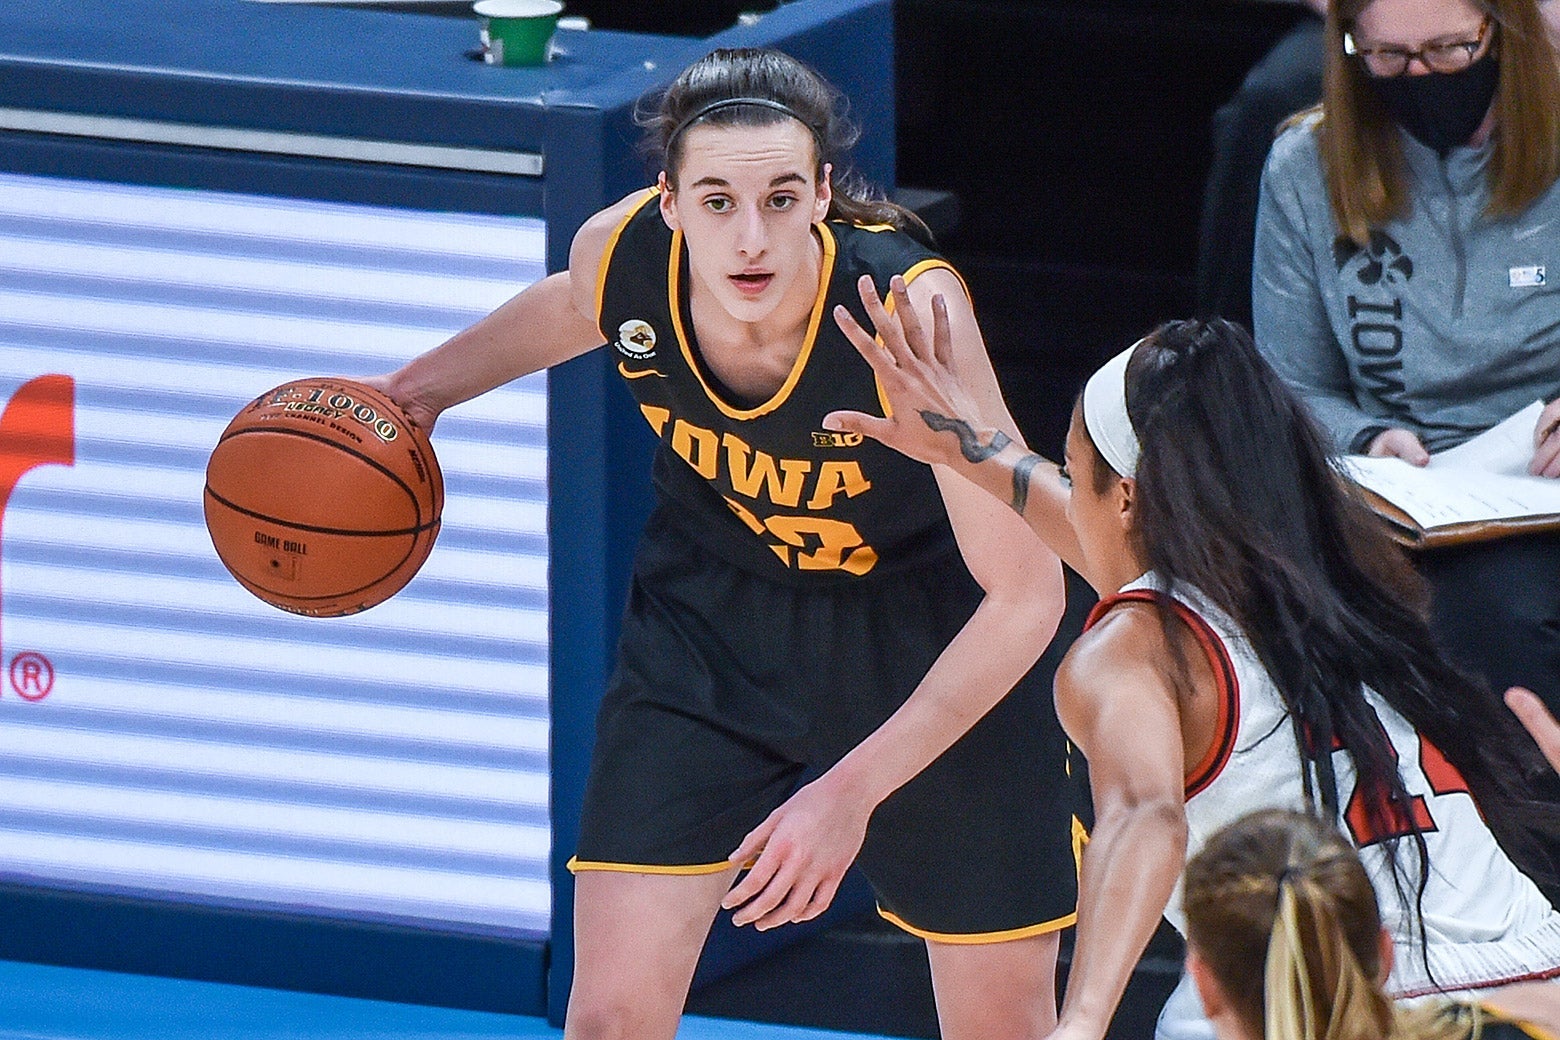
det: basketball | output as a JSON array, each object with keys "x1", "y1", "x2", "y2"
[{"x1": 203, "y1": 377, "x2": 444, "y2": 617}]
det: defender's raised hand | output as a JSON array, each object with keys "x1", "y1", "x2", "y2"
[{"x1": 824, "y1": 274, "x2": 1010, "y2": 469}]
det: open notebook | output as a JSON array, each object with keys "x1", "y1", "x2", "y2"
[{"x1": 1339, "y1": 401, "x2": 1560, "y2": 547}]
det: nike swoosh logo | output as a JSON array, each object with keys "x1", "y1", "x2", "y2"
[
  {"x1": 1515, "y1": 221, "x2": 1553, "y2": 241},
  {"x1": 618, "y1": 362, "x2": 666, "y2": 379}
]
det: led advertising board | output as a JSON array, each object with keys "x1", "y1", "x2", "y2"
[{"x1": 0, "y1": 170, "x2": 551, "y2": 937}]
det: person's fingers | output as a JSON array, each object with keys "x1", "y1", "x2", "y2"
[
  {"x1": 1506, "y1": 685, "x2": 1546, "y2": 722},
  {"x1": 888, "y1": 275, "x2": 931, "y2": 364},
  {"x1": 722, "y1": 822, "x2": 775, "y2": 907},
  {"x1": 833, "y1": 303, "x2": 890, "y2": 365},
  {"x1": 723, "y1": 859, "x2": 779, "y2": 919},
  {"x1": 1390, "y1": 434, "x2": 1430, "y2": 466},
  {"x1": 855, "y1": 274, "x2": 907, "y2": 358},
  {"x1": 760, "y1": 884, "x2": 822, "y2": 930},
  {"x1": 728, "y1": 859, "x2": 796, "y2": 927},
  {"x1": 822, "y1": 409, "x2": 893, "y2": 441},
  {"x1": 1369, "y1": 429, "x2": 1429, "y2": 466},
  {"x1": 854, "y1": 273, "x2": 889, "y2": 333},
  {"x1": 1530, "y1": 430, "x2": 1560, "y2": 478},
  {"x1": 1506, "y1": 686, "x2": 1560, "y2": 773},
  {"x1": 794, "y1": 872, "x2": 843, "y2": 923},
  {"x1": 1532, "y1": 401, "x2": 1560, "y2": 450},
  {"x1": 793, "y1": 896, "x2": 830, "y2": 923},
  {"x1": 930, "y1": 293, "x2": 953, "y2": 369}
]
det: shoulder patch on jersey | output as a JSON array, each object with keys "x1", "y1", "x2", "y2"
[{"x1": 616, "y1": 318, "x2": 658, "y2": 358}]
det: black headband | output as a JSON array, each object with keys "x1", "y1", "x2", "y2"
[{"x1": 666, "y1": 97, "x2": 821, "y2": 152}]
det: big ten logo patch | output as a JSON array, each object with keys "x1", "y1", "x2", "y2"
[{"x1": 0, "y1": 375, "x2": 75, "y2": 702}]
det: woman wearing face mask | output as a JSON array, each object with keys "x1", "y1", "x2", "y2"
[{"x1": 1251, "y1": 0, "x2": 1560, "y2": 718}]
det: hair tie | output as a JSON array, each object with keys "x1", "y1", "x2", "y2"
[
  {"x1": 1082, "y1": 337, "x2": 1146, "y2": 478},
  {"x1": 667, "y1": 97, "x2": 818, "y2": 151}
]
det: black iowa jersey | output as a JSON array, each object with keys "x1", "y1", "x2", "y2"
[{"x1": 597, "y1": 188, "x2": 965, "y2": 585}]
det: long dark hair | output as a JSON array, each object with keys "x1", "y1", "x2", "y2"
[
  {"x1": 638, "y1": 48, "x2": 933, "y2": 244},
  {"x1": 1093, "y1": 318, "x2": 1559, "y2": 918}
]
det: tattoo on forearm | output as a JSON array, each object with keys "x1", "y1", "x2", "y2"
[
  {"x1": 920, "y1": 411, "x2": 1012, "y2": 462},
  {"x1": 1010, "y1": 453, "x2": 1045, "y2": 516}
]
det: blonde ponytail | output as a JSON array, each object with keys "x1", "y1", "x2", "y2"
[
  {"x1": 1262, "y1": 873, "x2": 1393, "y2": 1040},
  {"x1": 1185, "y1": 811, "x2": 1488, "y2": 1040}
]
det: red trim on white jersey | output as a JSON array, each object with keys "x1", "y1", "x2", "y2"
[{"x1": 1083, "y1": 588, "x2": 1240, "y2": 797}]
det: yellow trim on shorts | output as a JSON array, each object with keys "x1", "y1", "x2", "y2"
[
  {"x1": 876, "y1": 907, "x2": 1078, "y2": 945},
  {"x1": 567, "y1": 855, "x2": 734, "y2": 876}
]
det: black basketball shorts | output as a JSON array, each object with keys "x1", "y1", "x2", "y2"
[{"x1": 572, "y1": 514, "x2": 1079, "y2": 940}]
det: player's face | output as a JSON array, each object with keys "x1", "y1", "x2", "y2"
[
  {"x1": 1063, "y1": 407, "x2": 1133, "y2": 576},
  {"x1": 660, "y1": 120, "x2": 832, "y2": 326}
]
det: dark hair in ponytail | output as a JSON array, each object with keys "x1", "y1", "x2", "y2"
[
  {"x1": 638, "y1": 48, "x2": 933, "y2": 245},
  {"x1": 1093, "y1": 318, "x2": 1560, "y2": 941}
]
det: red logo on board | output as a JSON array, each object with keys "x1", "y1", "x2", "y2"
[{"x1": 0, "y1": 375, "x2": 75, "y2": 700}]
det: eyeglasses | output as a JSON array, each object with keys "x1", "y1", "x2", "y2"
[{"x1": 1344, "y1": 14, "x2": 1493, "y2": 78}]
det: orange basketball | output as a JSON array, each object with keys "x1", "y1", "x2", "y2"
[{"x1": 203, "y1": 377, "x2": 443, "y2": 617}]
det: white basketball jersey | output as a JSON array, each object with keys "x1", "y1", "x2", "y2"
[{"x1": 1090, "y1": 575, "x2": 1560, "y2": 998}]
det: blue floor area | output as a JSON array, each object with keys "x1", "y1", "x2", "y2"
[{"x1": 0, "y1": 960, "x2": 898, "y2": 1040}]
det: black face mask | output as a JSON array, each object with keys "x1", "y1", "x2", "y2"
[{"x1": 1366, "y1": 50, "x2": 1500, "y2": 154}]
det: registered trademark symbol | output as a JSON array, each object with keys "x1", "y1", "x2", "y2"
[{"x1": 10, "y1": 651, "x2": 54, "y2": 700}]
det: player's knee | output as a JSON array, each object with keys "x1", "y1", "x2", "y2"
[{"x1": 562, "y1": 1001, "x2": 640, "y2": 1040}]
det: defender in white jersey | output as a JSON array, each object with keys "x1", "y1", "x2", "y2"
[
  {"x1": 822, "y1": 293, "x2": 1560, "y2": 1040},
  {"x1": 1088, "y1": 578, "x2": 1560, "y2": 998}
]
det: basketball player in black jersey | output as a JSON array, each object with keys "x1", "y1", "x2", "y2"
[{"x1": 367, "y1": 48, "x2": 1078, "y2": 1040}]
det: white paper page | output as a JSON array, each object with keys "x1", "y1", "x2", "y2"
[
  {"x1": 1340, "y1": 455, "x2": 1560, "y2": 527},
  {"x1": 1341, "y1": 401, "x2": 1560, "y2": 528},
  {"x1": 1429, "y1": 400, "x2": 1545, "y2": 476}
]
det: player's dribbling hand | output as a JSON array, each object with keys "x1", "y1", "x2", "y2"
[
  {"x1": 356, "y1": 373, "x2": 440, "y2": 434},
  {"x1": 721, "y1": 776, "x2": 872, "y2": 931},
  {"x1": 824, "y1": 274, "x2": 991, "y2": 467}
]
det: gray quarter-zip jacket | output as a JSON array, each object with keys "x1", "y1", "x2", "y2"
[{"x1": 1252, "y1": 113, "x2": 1560, "y2": 453}]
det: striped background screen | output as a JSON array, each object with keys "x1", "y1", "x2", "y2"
[{"x1": 0, "y1": 170, "x2": 551, "y2": 937}]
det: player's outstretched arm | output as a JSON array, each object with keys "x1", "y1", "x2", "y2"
[
  {"x1": 825, "y1": 275, "x2": 1088, "y2": 578},
  {"x1": 1049, "y1": 608, "x2": 1189, "y2": 1040},
  {"x1": 366, "y1": 191, "x2": 643, "y2": 430}
]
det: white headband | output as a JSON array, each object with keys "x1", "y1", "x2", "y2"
[{"x1": 1082, "y1": 337, "x2": 1146, "y2": 479}]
